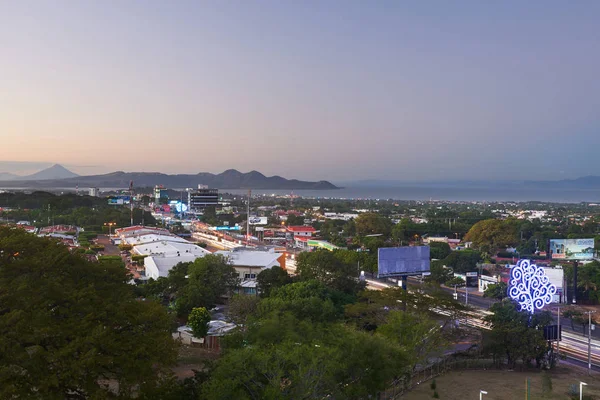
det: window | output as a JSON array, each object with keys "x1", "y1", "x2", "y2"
[{"x1": 244, "y1": 273, "x2": 256, "y2": 279}]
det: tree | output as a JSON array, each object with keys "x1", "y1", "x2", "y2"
[
  {"x1": 256, "y1": 267, "x2": 292, "y2": 297},
  {"x1": 285, "y1": 213, "x2": 305, "y2": 226},
  {"x1": 439, "y1": 250, "x2": 482, "y2": 273},
  {"x1": 227, "y1": 294, "x2": 260, "y2": 328},
  {"x1": 429, "y1": 241, "x2": 451, "y2": 260},
  {"x1": 0, "y1": 227, "x2": 177, "y2": 399},
  {"x1": 203, "y1": 321, "x2": 407, "y2": 400},
  {"x1": 445, "y1": 276, "x2": 466, "y2": 287},
  {"x1": 188, "y1": 307, "x2": 211, "y2": 338},
  {"x1": 258, "y1": 280, "x2": 344, "y2": 323},
  {"x1": 296, "y1": 250, "x2": 365, "y2": 296},
  {"x1": 483, "y1": 299, "x2": 552, "y2": 368},
  {"x1": 175, "y1": 255, "x2": 239, "y2": 317},
  {"x1": 483, "y1": 282, "x2": 508, "y2": 300},
  {"x1": 378, "y1": 311, "x2": 446, "y2": 373},
  {"x1": 355, "y1": 212, "x2": 392, "y2": 237},
  {"x1": 465, "y1": 219, "x2": 519, "y2": 254}
]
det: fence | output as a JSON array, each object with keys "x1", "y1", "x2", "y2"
[{"x1": 377, "y1": 356, "x2": 511, "y2": 399}]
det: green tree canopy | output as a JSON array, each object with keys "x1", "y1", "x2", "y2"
[
  {"x1": 175, "y1": 255, "x2": 239, "y2": 317},
  {"x1": 296, "y1": 250, "x2": 365, "y2": 296},
  {"x1": 465, "y1": 219, "x2": 519, "y2": 253},
  {"x1": 188, "y1": 307, "x2": 211, "y2": 338},
  {"x1": 256, "y1": 266, "x2": 293, "y2": 297},
  {"x1": 483, "y1": 282, "x2": 508, "y2": 300},
  {"x1": 0, "y1": 227, "x2": 177, "y2": 399},
  {"x1": 483, "y1": 299, "x2": 553, "y2": 368},
  {"x1": 429, "y1": 241, "x2": 452, "y2": 260},
  {"x1": 355, "y1": 212, "x2": 392, "y2": 237}
]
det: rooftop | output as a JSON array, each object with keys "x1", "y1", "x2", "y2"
[
  {"x1": 286, "y1": 226, "x2": 316, "y2": 232},
  {"x1": 134, "y1": 240, "x2": 210, "y2": 257},
  {"x1": 216, "y1": 249, "x2": 282, "y2": 268}
]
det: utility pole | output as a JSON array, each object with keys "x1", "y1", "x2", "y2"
[
  {"x1": 129, "y1": 180, "x2": 134, "y2": 227},
  {"x1": 585, "y1": 311, "x2": 596, "y2": 375},
  {"x1": 246, "y1": 189, "x2": 251, "y2": 247},
  {"x1": 573, "y1": 260, "x2": 578, "y2": 304},
  {"x1": 556, "y1": 306, "x2": 561, "y2": 359},
  {"x1": 465, "y1": 285, "x2": 468, "y2": 306}
]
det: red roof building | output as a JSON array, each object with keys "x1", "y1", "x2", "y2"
[{"x1": 286, "y1": 226, "x2": 316, "y2": 237}]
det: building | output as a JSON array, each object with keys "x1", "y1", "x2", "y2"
[
  {"x1": 286, "y1": 225, "x2": 316, "y2": 238},
  {"x1": 139, "y1": 241, "x2": 210, "y2": 280},
  {"x1": 154, "y1": 185, "x2": 169, "y2": 203},
  {"x1": 294, "y1": 236, "x2": 339, "y2": 251},
  {"x1": 215, "y1": 249, "x2": 285, "y2": 295},
  {"x1": 188, "y1": 188, "x2": 219, "y2": 211},
  {"x1": 89, "y1": 187, "x2": 99, "y2": 197}
]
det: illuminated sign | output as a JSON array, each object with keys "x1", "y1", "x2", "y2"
[
  {"x1": 175, "y1": 202, "x2": 188, "y2": 213},
  {"x1": 212, "y1": 226, "x2": 241, "y2": 231},
  {"x1": 508, "y1": 259, "x2": 556, "y2": 313},
  {"x1": 549, "y1": 238, "x2": 595, "y2": 260}
]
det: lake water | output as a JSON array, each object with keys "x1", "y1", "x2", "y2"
[
  {"x1": 224, "y1": 186, "x2": 600, "y2": 203},
  {"x1": 4, "y1": 185, "x2": 600, "y2": 203}
]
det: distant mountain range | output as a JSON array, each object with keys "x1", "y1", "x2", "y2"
[
  {"x1": 0, "y1": 166, "x2": 338, "y2": 190},
  {"x1": 0, "y1": 164, "x2": 79, "y2": 181}
]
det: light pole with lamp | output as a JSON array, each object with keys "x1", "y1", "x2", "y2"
[
  {"x1": 480, "y1": 390, "x2": 487, "y2": 400},
  {"x1": 584, "y1": 311, "x2": 596, "y2": 375},
  {"x1": 580, "y1": 382, "x2": 587, "y2": 400},
  {"x1": 554, "y1": 306, "x2": 561, "y2": 362},
  {"x1": 103, "y1": 222, "x2": 116, "y2": 237}
]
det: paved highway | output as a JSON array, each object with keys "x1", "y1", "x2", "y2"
[
  {"x1": 191, "y1": 224, "x2": 599, "y2": 371},
  {"x1": 366, "y1": 278, "x2": 600, "y2": 371}
]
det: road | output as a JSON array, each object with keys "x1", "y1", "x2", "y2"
[
  {"x1": 191, "y1": 222, "x2": 600, "y2": 370},
  {"x1": 365, "y1": 277, "x2": 600, "y2": 372}
]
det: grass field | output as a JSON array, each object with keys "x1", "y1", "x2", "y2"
[{"x1": 405, "y1": 366, "x2": 600, "y2": 400}]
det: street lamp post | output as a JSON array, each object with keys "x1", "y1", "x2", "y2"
[
  {"x1": 103, "y1": 222, "x2": 116, "y2": 237},
  {"x1": 556, "y1": 306, "x2": 561, "y2": 361},
  {"x1": 580, "y1": 382, "x2": 587, "y2": 400},
  {"x1": 584, "y1": 311, "x2": 597, "y2": 375},
  {"x1": 480, "y1": 390, "x2": 487, "y2": 400}
]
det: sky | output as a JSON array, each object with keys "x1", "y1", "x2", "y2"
[{"x1": 1, "y1": 1, "x2": 599, "y2": 182}]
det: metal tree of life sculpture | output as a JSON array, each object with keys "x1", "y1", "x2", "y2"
[{"x1": 508, "y1": 259, "x2": 557, "y2": 313}]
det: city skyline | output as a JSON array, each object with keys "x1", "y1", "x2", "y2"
[{"x1": 1, "y1": 1, "x2": 600, "y2": 182}]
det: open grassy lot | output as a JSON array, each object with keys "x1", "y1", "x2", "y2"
[{"x1": 405, "y1": 366, "x2": 600, "y2": 400}]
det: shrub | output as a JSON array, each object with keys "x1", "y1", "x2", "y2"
[
  {"x1": 188, "y1": 307, "x2": 211, "y2": 338},
  {"x1": 132, "y1": 254, "x2": 148, "y2": 263},
  {"x1": 430, "y1": 379, "x2": 436, "y2": 391}
]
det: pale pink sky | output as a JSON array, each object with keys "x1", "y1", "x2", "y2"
[{"x1": 2, "y1": 1, "x2": 600, "y2": 181}]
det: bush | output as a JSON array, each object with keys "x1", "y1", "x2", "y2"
[
  {"x1": 85, "y1": 250, "x2": 96, "y2": 255},
  {"x1": 433, "y1": 390, "x2": 439, "y2": 398},
  {"x1": 80, "y1": 232, "x2": 98, "y2": 240},
  {"x1": 132, "y1": 254, "x2": 148, "y2": 263},
  {"x1": 187, "y1": 307, "x2": 211, "y2": 338},
  {"x1": 90, "y1": 245, "x2": 105, "y2": 253},
  {"x1": 97, "y1": 255, "x2": 122, "y2": 262},
  {"x1": 430, "y1": 379, "x2": 436, "y2": 390},
  {"x1": 119, "y1": 244, "x2": 133, "y2": 251}
]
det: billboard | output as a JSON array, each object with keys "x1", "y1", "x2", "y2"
[
  {"x1": 108, "y1": 198, "x2": 124, "y2": 205},
  {"x1": 249, "y1": 217, "x2": 268, "y2": 225},
  {"x1": 213, "y1": 226, "x2": 241, "y2": 231},
  {"x1": 377, "y1": 247, "x2": 430, "y2": 278},
  {"x1": 549, "y1": 238, "x2": 595, "y2": 260}
]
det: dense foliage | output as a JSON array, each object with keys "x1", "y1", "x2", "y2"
[{"x1": 0, "y1": 227, "x2": 177, "y2": 399}]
